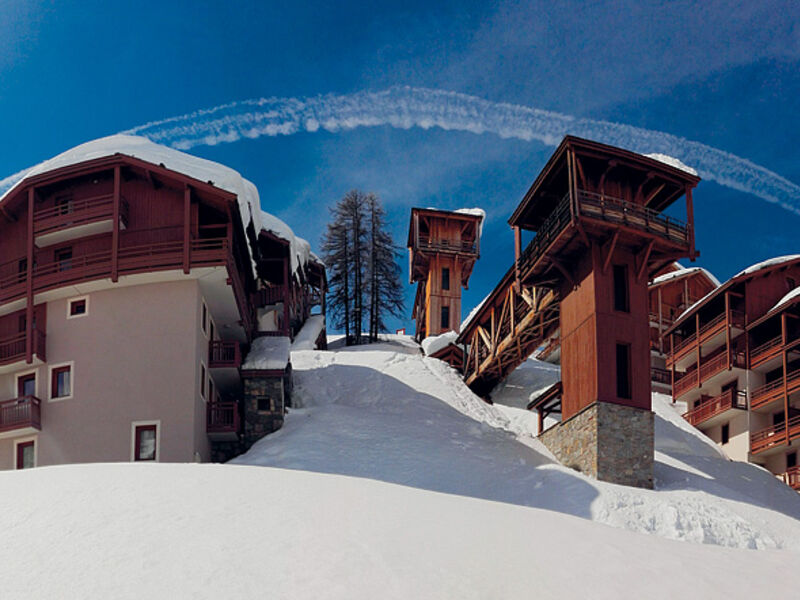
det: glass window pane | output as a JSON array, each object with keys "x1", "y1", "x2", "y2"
[
  {"x1": 21, "y1": 444, "x2": 35, "y2": 469},
  {"x1": 138, "y1": 428, "x2": 156, "y2": 460}
]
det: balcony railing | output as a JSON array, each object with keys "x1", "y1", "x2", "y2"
[
  {"x1": 782, "y1": 466, "x2": 800, "y2": 491},
  {"x1": 255, "y1": 285, "x2": 287, "y2": 307},
  {"x1": 750, "y1": 415, "x2": 800, "y2": 454},
  {"x1": 209, "y1": 340, "x2": 242, "y2": 369},
  {"x1": 670, "y1": 333, "x2": 697, "y2": 363},
  {"x1": 673, "y1": 370, "x2": 697, "y2": 398},
  {"x1": 207, "y1": 401, "x2": 240, "y2": 437},
  {"x1": 417, "y1": 235, "x2": 477, "y2": 254},
  {"x1": 0, "y1": 329, "x2": 46, "y2": 366},
  {"x1": 0, "y1": 396, "x2": 41, "y2": 434},
  {"x1": 683, "y1": 388, "x2": 746, "y2": 427},
  {"x1": 34, "y1": 194, "x2": 130, "y2": 237},
  {"x1": 751, "y1": 335, "x2": 783, "y2": 368},
  {"x1": 751, "y1": 369, "x2": 800, "y2": 409},
  {"x1": 651, "y1": 366, "x2": 671, "y2": 385},
  {"x1": 668, "y1": 310, "x2": 746, "y2": 367}
]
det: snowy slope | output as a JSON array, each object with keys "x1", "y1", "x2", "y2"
[{"x1": 235, "y1": 337, "x2": 800, "y2": 550}]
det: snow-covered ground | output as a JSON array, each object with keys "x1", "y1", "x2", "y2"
[{"x1": 3, "y1": 335, "x2": 800, "y2": 598}]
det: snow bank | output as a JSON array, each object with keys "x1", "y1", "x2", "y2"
[
  {"x1": 421, "y1": 330, "x2": 459, "y2": 356},
  {"x1": 242, "y1": 336, "x2": 290, "y2": 370},
  {"x1": 291, "y1": 315, "x2": 326, "y2": 351},
  {"x1": 645, "y1": 153, "x2": 698, "y2": 176}
]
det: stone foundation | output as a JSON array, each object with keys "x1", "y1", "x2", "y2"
[
  {"x1": 539, "y1": 401, "x2": 653, "y2": 489},
  {"x1": 242, "y1": 368, "x2": 292, "y2": 449}
]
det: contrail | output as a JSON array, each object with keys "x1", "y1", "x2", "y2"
[{"x1": 3, "y1": 86, "x2": 799, "y2": 215}]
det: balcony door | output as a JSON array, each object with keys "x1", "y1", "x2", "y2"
[{"x1": 18, "y1": 373, "x2": 35, "y2": 398}]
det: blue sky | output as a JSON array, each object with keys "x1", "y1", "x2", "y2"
[{"x1": 1, "y1": 1, "x2": 799, "y2": 332}]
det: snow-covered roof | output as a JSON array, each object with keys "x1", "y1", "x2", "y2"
[
  {"x1": 421, "y1": 330, "x2": 460, "y2": 356},
  {"x1": 242, "y1": 336, "x2": 291, "y2": 371},
  {"x1": 454, "y1": 207, "x2": 486, "y2": 235},
  {"x1": 650, "y1": 266, "x2": 720, "y2": 288},
  {"x1": 644, "y1": 153, "x2": 698, "y2": 176},
  {"x1": 0, "y1": 134, "x2": 319, "y2": 281},
  {"x1": 734, "y1": 255, "x2": 800, "y2": 278},
  {"x1": 460, "y1": 293, "x2": 490, "y2": 334},
  {"x1": 291, "y1": 315, "x2": 326, "y2": 351}
]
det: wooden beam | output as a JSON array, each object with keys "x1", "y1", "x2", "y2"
[
  {"x1": 549, "y1": 257, "x2": 575, "y2": 288},
  {"x1": 644, "y1": 182, "x2": 666, "y2": 206},
  {"x1": 575, "y1": 221, "x2": 590, "y2": 248},
  {"x1": 183, "y1": 185, "x2": 191, "y2": 274},
  {"x1": 602, "y1": 231, "x2": 619, "y2": 274},
  {"x1": 111, "y1": 165, "x2": 121, "y2": 282},
  {"x1": 685, "y1": 185, "x2": 696, "y2": 260},
  {"x1": 636, "y1": 239, "x2": 655, "y2": 282}
]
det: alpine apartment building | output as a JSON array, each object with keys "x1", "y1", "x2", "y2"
[{"x1": 0, "y1": 135, "x2": 326, "y2": 470}]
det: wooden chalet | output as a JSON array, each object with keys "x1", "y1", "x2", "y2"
[
  {"x1": 408, "y1": 207, "x2": 482, "y2": 341},
  {"x1": 0, "y1": 135, "x2": 326, "y2": 469}
]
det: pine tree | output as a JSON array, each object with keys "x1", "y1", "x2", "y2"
[{"x1": 367, "y1": 194, "x2": 404, "y2": 341}]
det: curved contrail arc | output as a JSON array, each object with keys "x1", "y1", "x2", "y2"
[{"x1": 3, "y1": 86, "x2": 799, "y2": 216}]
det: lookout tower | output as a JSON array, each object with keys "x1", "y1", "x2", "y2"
[
  {"x1": 408, "y1": 208, "x2": 482, "y2": 341},
  {"x1": 509, "y1": 136, "x2": 700, "y2": 488}
]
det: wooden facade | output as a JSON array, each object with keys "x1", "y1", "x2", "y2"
[
  {"x1": 666, "y1": 257, "x2": 800, "y2": 488},
  {"x1": 0, "y1": 140, "x2": 326, "y2": 466},
  {"x1": 408, "y1": 208, "x2": 482, "y2": 341}
]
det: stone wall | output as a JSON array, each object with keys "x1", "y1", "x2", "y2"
[
  {"x1": 242, "y1": 369, "x2": 291, "y2": 449},
  {"x1": 539, "y1": 401, "x2": 653, "y2": 489}
]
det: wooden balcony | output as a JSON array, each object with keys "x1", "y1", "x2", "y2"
[
  {"x1": 751, "y1": 369, "x2": 800, "y2": 410},
  {"x1": 34, "y1": 194, "x2": 130, "y2": 247},
  {"x1": 683, "y1": 388, "x2": 746, "y2": 427},
  {"x1": 0, "y1": 396, "x2": 42, "y2": 437},
  {"x1": 209, "y1": 340, "x2": 242, "y2": 369},
  {"x1": 751, "y1": 415, "x2": 800, "y2": 455},
  {"x1": 416, "y1": 235, "x2": 477, "y2": 255},
  {"x1": 673, "y1": 370, "x2": 698, "y2": 398},
  {"x1": 207, "y1": 401, "x2": 240, "y2": 441},
  {"x1": 672, "y1": 348, "x2": 746, "y2": 400},
  {"x1": 651, "y1": 366, "x2": 671, "y2": 386},
  {"x1": 666, "y1": 310, "x2": 745, "y2": 368},
  {"x1": 254, "y1": 285, "x2": 287, "y2": 308},
  {"x1": 782, "y1": 466, "x2": 800, "y2": 491},
  {"x1": 0, "y1": 329, "x2": 46, "y2": 370},
  {"x1": 750, "y1": 335, "x2": 783, "y2": 369}
]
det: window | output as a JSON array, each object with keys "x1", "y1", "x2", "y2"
[
  {"x1": 721, "y1": 423, "x2": 730, "y2": 445},
  {"x1": 616, "y1": 343, "x2": 632, "y2": 399},
  {"x1": 55, "y1": 247, "x2": 72, "y2": 272},
  {"x1": 441, "y1": 305, "x2": 450, "y2": 330},
  {"x1": 257, "y1": 396, "x2": 274, "y2": 412},
  {"x1": 67, "y1": 297, "x2": 88, "y2": 318},
  {"x1": 441, "y1": 267, "x2": 450, "y2": 291},
  {"x1": 17, "y1": 258, "x2": 27, "y2": 284},
  {"x1": 788, "y1": 452, "x2": 797, "y2": 469},
  {"x1": 49, "y1": 364, "x2": 73, "y2": 400},
  {"x1": 55, "y1": 194, "x2": 73, "y2": 216},
  {"x1": 17, "y1": 372, "x2": 36, "y2": 398},
  {"x1": 200, "y1": 363, "x2": 207, "y2": 399},
  {"x1": 133, "y1": 424, "x2": 158, "y2": 461},
  {"x1": 201, "y1": 301, "x2": 208, "y2": 336},
  {"x1": 613, "y1": 265, "x2": 630, "y2": 312},
  {"x1": 15, "y1": 439, "x2": 35, "y2": 470},
  {"x1": 18, "y1": 314, "x2": 26, "y2": 333}
]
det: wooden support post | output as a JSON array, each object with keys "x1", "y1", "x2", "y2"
[
  {"x1": 783, "y1": 313, "x2": 790, "y2": 444},
  {"x1": 686, "y1": 186, "x2": 696, "y2": 261},
  {"x1": 183, "y1": 185, "x2": 191, "y2": 274},
  {"x1": 513, "y1": 226, "x2": 522, "y2": 289},
  {"x1": 25, "y1": 188, "x2": 34, "y2": 364},
  {"x1": 283, "y1": 257, "x2": 290, "y2": 336},
  {"x1": 695, "y1": 313, "x2": 701, "y2": 389},
  {"x1": 636, "y1": 239, "x2": 655, "y2": 282},
  {"x1": 725, "y1": 292, "x2": 731, "y2": 368},
  {"x1": 602, "y1": 231, "x2": 619, "y2": 275},
  {"x1": 111, "y1": 165, "x2": 121, "y2": 282}
]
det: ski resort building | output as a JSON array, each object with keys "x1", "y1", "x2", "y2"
[
  {"x1": 408, "y1": 207, "x2": 483, "y2": 341},
  {"x1": 666, "y1": 256, "x2": 800, "y2": 489},
  {"x1": 0, "y1": 135, "x2": 326, "y2": 470},
  {"x1": 457, "y1": 136, "x2": 701, "y2": 488}
]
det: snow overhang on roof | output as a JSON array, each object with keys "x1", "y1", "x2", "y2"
[{"x1": 649, "y1": 266, "x2": 721, "y2": 288}]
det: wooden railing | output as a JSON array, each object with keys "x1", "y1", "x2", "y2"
[
  {"x1": 673, "y1": 370, "x2": 697, "y2": 398},
  {"x1": 683, "y1": 389, "x2": 746, "y2": 427},
  {"x1": 207, "y1": 401, "x2": 240, "y2": 435},
  {"x1": 751, "y1": 369, "x2": 800, "y2": 409},
  {"x1": 255, "y1": 285, "x2": 287, "y2": 307},
  {"x1": 34, "y1": 194, "x2": 130, "y2": 237},
  {"x1": 0, "y1": 329, "x2": 46, "y2": 366},
  {"x1": 209, "y1": 340, "x2": 242, "y2": 369},
  {"x1": 751, "y1": 335, "x2": 783, "y2": 367},
  {"x1": 698, "y1": 312, "x2": 726, "y2": 340},
  {"x1": 651, "y1": 366, "x2": 671, "y2": 385},
  {"x1": 417, "y1": 235, "x2": 477, "y2": 255},
  {"x1": 517, "y1": 192, "x2": 572, "y2": 277},
  {"x1": 750, "y1": 415, "x2": 800, "y2": 454},
  {"x1": 670, "y1": 333, "x2": 697, "y2": 362},
  {"x1": 0, "y1": 396, "x2": 41, "y2": 433},
  {"x1": 782, "y1": 466, "x2": 800, "y2": 490}
]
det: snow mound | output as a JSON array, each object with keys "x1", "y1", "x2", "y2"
[
  {"x1": 645, "y1": 153, "x2": 698, "y2": 176},
  {"x1": 235, "y1": 340, "x2": 800, "y2": 550},
  {"x1": 421, "y1": 330, "x2": 459, "y2": 356},
  {"x1": 291, "y1": 315, "x2": 326, "y2": 351},
  {"x1": 242, "y1": 336, "x2": 290, "y2": 370}
]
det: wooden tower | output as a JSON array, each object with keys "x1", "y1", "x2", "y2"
[
  {"x1": 509, "y1": 136, "x2": 700, "y2": 487},
  {"x1": 408, "y1": 208, "x2": 482, "y2": 341}
]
